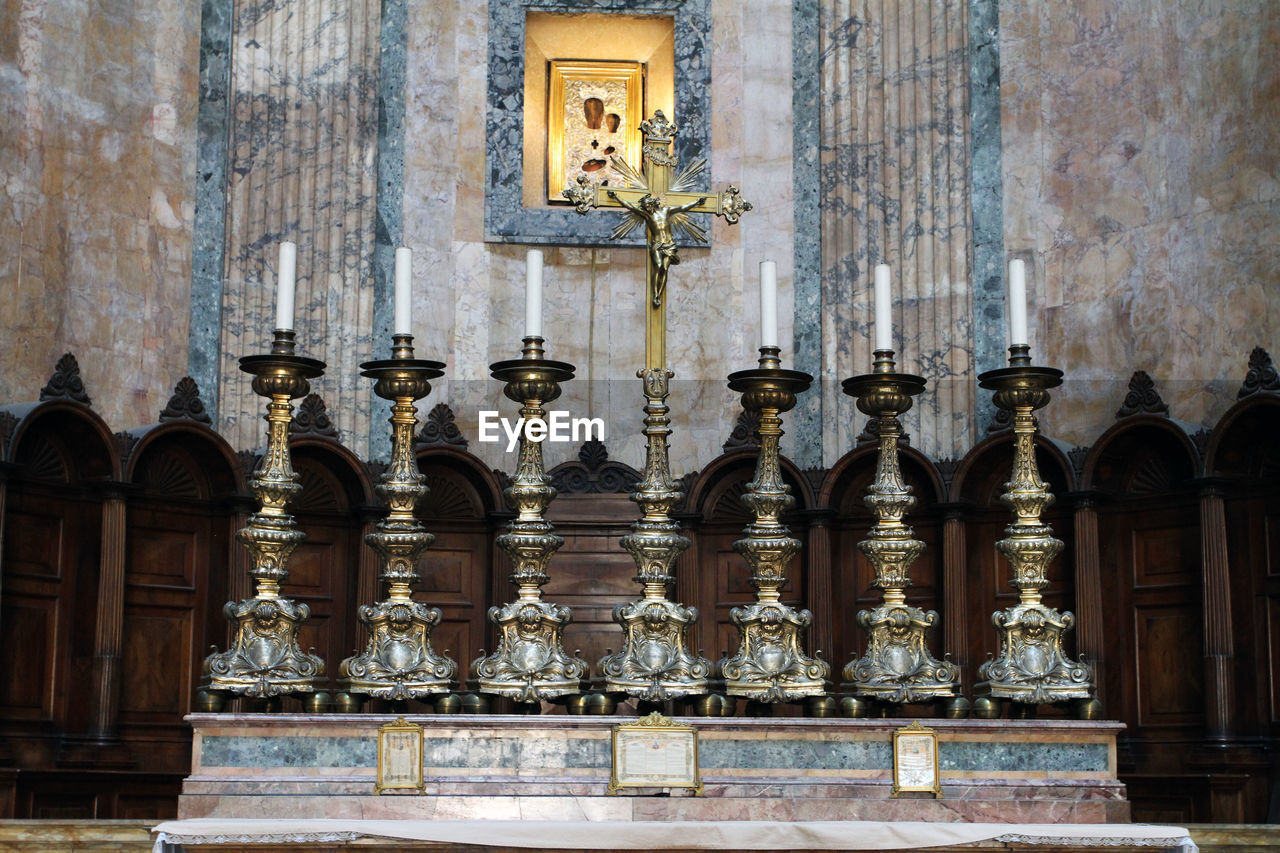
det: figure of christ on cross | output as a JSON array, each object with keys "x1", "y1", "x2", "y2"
[
  {"x1": 604, "y1": 190, "x2": 706, "y2": 310},
  {"x1": 564, "y1": 109, "x2": 751, "y2": 371}
]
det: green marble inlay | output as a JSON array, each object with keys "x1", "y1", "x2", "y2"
[
  {"x1": 425, "y1": 737, "x2": 607, "y2": 770},
  {"x1": 699, "y1": 739, "x2": 891, "y2": 770},
  {"x1": 203, "y1": 736, "x2": 375, "y2": 768},
  {"x1": 940, "y1": 741, "x2": 1108, "y2": 772},
  {"x1": 203, "y1": 734, "x2": 608, "y2": 770},
  {"x1": 201, "y1": 732, "x2": 1106, "y2": 774}
]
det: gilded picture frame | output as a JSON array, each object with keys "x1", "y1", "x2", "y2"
[
  {"x1": 608, "y1": 712, "x2": 701, "y2": 795},
  {"x1": 375, "y1": 717, "x2": 424, "y2": 794},
  {"x1": 547, "y1": 59, "x2": 645, "y2": 203},
  {"x1": 891, "y1": 720, "x2": 942, "y2": 798}
]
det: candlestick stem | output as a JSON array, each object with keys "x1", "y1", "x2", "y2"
[
  {"x1": 840, "y1": 351, "x2": 958, "y2": 707},
  {"x1": 598, "y1": 368, "x2": 714, "y2": 701},
  {"x1": 976, "y1": 351, "x2": 1094, "y2": 707},
  {"x1": 719, "y1": 349, "x2": 828, "y2": 702},
  {"x1": 338, "y1": 336, "x2": 456, "y2": 701},
  {"x1": 472, "y1": 337, "x2": 587, "y2": 703},
  {"x1": 201, "y1": 329, "x2": 325, "y2": 699}
]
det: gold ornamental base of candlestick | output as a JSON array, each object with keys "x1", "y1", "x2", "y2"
[
  {"x1": 719, "y1": 348, "x2": 828, "y2": 702},
  {"x1": 599, "y1": 368, "x2": 714, "y2": 701},
  {"x1": 471, "y1": 338, "x2": 588, "y2": 702},
  {"x1": 202, "y1": 331, "x2": 326, "y2": 699},
  {"x1": 841, "y1": 352, "x2": 958, "y2": 705},
  {"x1": 339, "y1": 338, "x2": 457, "y2": 700},
  {"x1": 976, "y1": 348, "x2": 1094, "y2": 705}
]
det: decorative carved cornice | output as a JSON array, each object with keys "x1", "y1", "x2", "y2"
[
  {"x1": 113, "y1": 431, "x2": 139, "y2": 465},
  {"x1": 802, "y1": 466, "x2": 825, "y2": 496},
  {"x1": 236, "y1": 449, "x2": 261, "y2": 482},
  {"x1": 159, "y1": 377, "x2": 213, "y2": 425},
  {"x1": 0, "y1": 411, "x2": 17, "y2": 457},
  {"x1": 1116, "y1": 371, "x2": 1169, "y2": 418},
  {"x1": 985, "y1": 407, "x2": 1012, "y2": 434},
  {"x1": 1068, "y1": 446, "x2": 1089, "y2": 481},
  {"x1": 722, "y1": 408, "x2": 761, "y2": 452},
  {"x1": 40, "y1": 353, "x2": 91, "y2": 405},
  {"x1": 548, "y1": 439, "x2": 640, "y2": 495},
  {"x1": 362, "y1": 459, "x2": 389, "y2": 483},
  {"x1": 1190, "y1": 428, "x2": 1212, "y2": 461},
  {"x1": 417, "y1": 402, "x2": 467, "y2": 448},
  {"x1": 1238, "y1": 347, "x2": 1279, "y2": 399},
  {"x1": 857, "y1": 416, "x2": 911, "y2": 446},
  {"x1": 290, "y1": 393, "x2": 340, "y2": 439},
  {"x1": 935, "y1": 457, "x2": 960, "y2": 490}
]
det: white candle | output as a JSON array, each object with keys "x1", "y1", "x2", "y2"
[
  {"x1": 525, "y1": 248, "x2": 543, "y2": 338},
  {"x1": 759, "y1": 260, "x2": 778, "y2": 349},
  {"x1": 1008, "y1": 258, "x2": 1028, "y2": 346},
  {"x1": 275, "y1": 241, "x2": 297, "y2": 331},
  {"x1": 394, "y1": 247, "x2": 412, "y2": 337},
  {"x1": 873, "y1": 263, "x2": 892, "y2": 352}
]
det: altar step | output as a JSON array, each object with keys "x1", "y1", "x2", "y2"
[{"x1": 1, "y1": 820, "x2": 1277, "y2": 851}]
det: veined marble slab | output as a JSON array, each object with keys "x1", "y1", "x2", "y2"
[{"x1": 181, "y1": 714, "x2": 1129, "y2": 824}]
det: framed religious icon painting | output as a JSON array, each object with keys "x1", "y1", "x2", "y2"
[
  {"x1": 608, "y1": 712, "x2": 701, "y2": 795},
  {"x1": 375, "y1": 717, "x2": 424, "y2": 794},
  {"x1": 892, "y1": 720, "x2": 942, "y2": 797},
  {"x1": 547, "y1": 59, "x2": 645, "y2": 203}
]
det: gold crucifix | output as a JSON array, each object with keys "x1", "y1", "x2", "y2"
[{"x1": 563, "y1": 110, "x2": 752, "y2": 370}]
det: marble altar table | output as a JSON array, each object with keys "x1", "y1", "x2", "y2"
[{"x1": 179, "y1": 714, "x2": 1132, "y2": 824}]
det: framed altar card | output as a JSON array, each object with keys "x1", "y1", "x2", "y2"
[
  {"x1": 892, "y1": 720, "x2": 942, "y2": 798},
  {"x1": 608, "y1": 712, "x2": 701, "y2": 795},
  {"x1": 375, "y1": 717, "x2": 424, "y2": 794},
  {"x1": 547, "y1": 59, "x2": 645, "y2": 203}
]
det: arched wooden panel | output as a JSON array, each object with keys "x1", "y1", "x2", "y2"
[
  {"x1": 1085, "y1": 422, "x2": 1203, "y2": 766},
  {"x1": 1209, "y1": 399, "x2": 1280, "y2": 738},
  {"x1": 121, "y1": 428, "x2": 236, "y2": 772},
  {"x1": 287, "y1": 444, "x2": 368, "y2": 692},
  {"x1": 414, "y1": 453, "x2": 494, "y2": 678},
  {"x1": 1, "y1": 410, "x2": 109, "y2": 742}
]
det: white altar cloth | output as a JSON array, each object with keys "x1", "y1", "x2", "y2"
[{"x1": 151, "y1": 819, "x2": 1196, "y2": 852}]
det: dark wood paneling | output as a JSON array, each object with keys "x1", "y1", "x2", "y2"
[
  {"x1": 0, "y1": 598, "x2": 56, "y2": 718},
  {"x1": 418, "y1": 531, "x2": 489, "y2": 668},
  {"x1": 120, "y1": 609, "x2": 192, "y2": 719},
  {"x1": 1133, "y1": 604, "x2": 1204, "y2": 727},
  {"x1": 545, "y1": 499, "x2": 637, "y2": 672}
]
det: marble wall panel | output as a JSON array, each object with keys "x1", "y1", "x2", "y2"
[
  {"x1": 818, "y1": 0, "x2": 976, "y2": 464},
  {"x1": 214, "y1": 0, "x2": 382, "y2": 453},
  {"x1": 999, "y1": 0, "x2": 1280, "y2": 445},
  {"x1": 0, "y1": 0, "x2": 200, "y2": 429},
  {"x1": 403, "y1": 1, "x2": 798, "y2": 477}
]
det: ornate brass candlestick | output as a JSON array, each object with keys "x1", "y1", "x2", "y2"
[
  {"x1": 976, "y1": 345, "x2": 1094, "y2": 705},
  {"x1": 842, "y1": 350, "x2": 958, "y2": 705},
  {"x1": 202, "y1": 329, "x2": 326, "y2": 698},
  {"x1": 719, "y1": 347, "x2": 829, "y2": 702},
  {"x1": 338, "y1": 335, "x2": 457, "y2": 700},
  {"x1": 471, "y1": 337, "x2": 588, "y2": 702},
  {"x1": 598, "y1": 368, "x2": 714, "y2": 701}
]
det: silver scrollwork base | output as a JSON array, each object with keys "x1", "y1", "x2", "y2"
[
  {"x1": 844, "y1": 603, "x2": 957, "y2": 703},
  {"x1": 977, "y1": 603, "x2": 1093, "y2": 704},
  {"x1": 203, "y1": 596, "x2": 325, "y2": 698},
  {"x1": 472, "y1": 598, "x2": 588, "y2": 702},
  {"x1": 339, "y1": 598, "x2": 456, "y2": 700},
  {"x1": 721, "y1": 600, "x2": 827, "y2": 702},
  {"x1": 599, "y1": 599, "x2": 713, "y2": 701}
]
